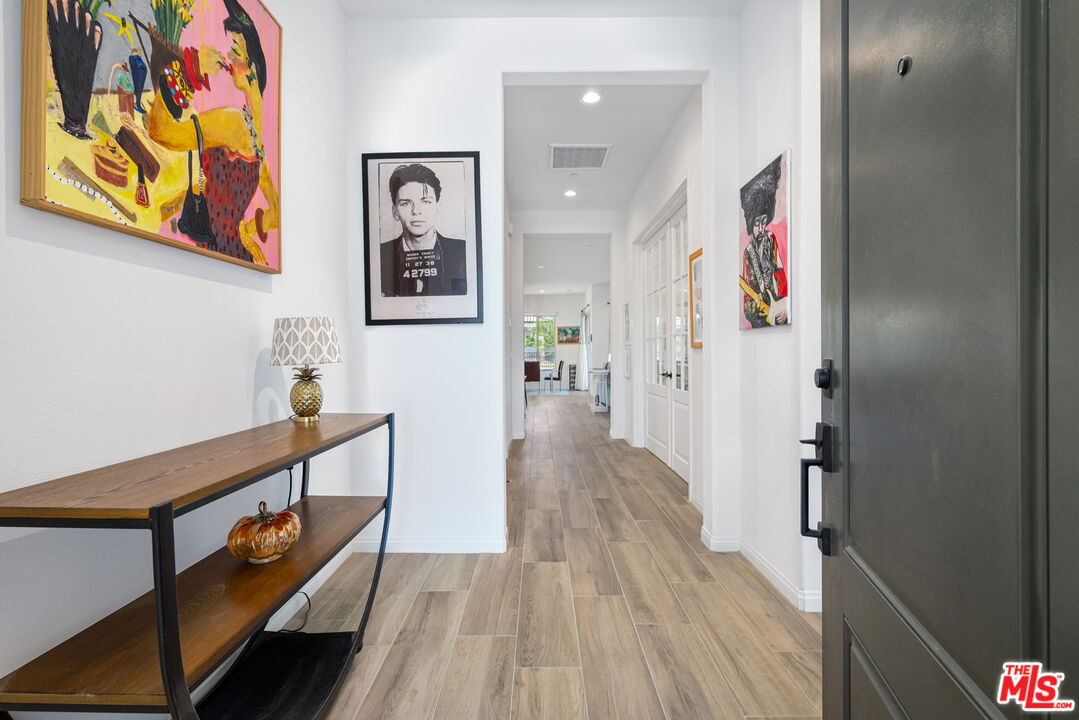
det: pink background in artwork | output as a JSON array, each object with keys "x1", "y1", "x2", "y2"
[
  {"x1": 156, "y1": 0, "x2": 281, "y2": 270},
  {"x1": 738, "y1": 151, "x2": 791, "y2": 329}
]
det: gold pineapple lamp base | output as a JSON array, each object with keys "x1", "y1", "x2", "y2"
[{"x1": 289, "y1": 365, "x2": 324, "y2": 423}]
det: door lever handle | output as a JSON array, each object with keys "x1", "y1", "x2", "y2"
[
  {"x1": 799, "y1": 422, "x2": 835, "y2": 556},
  {"x1": 801, "y1": 458, "x2": 832, "y2": 556}
]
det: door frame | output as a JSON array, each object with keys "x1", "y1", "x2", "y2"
[
  {"x1": 643, "y1": 223, "x2": 672, "y2": 464},
  {"x1": 633, "y1": 182, "x2": 691, "y2": 482}
]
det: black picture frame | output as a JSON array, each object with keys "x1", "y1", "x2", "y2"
[{"x1": 362, "y1": 151, "x2": 484, "y2": 325}]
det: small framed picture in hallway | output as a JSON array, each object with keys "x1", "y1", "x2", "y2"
[
  {"x1": 690, "y1": 248, "x2": 703, "y2": 347},
  {"x1": 739, "y1": 150, "x2": 792, "y2": 329},
  {"x1": 557, "y1": 326, "x2": 581, "y2": 344},
  {"x1": 362, "y1": 151, "x2": 483, "y2": 325}
]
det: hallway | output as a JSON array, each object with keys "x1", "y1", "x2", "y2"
[{"x1": 299, "y1": 393, "x2": 822, "y2": 719}]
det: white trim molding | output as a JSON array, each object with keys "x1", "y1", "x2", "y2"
[
  {"x1": 631, "y1": 180, "x2": 689, "y2": 247},
  {"x1": 799, "y1": 590, "x2": 822, "y2": 613},
  {"x1": 740, "y1": 542, "x2": 822, "y2": 612},
  {"x1": 350, "y1": 537, "x2": 508, "y2": 554},
  {"x1": 701, "y1": 526, "x2": 740, "y2": 552}
]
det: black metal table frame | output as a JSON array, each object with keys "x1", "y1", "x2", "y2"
[{"x1": 0, "y1": 414, "x2": 395, "y2": 719}]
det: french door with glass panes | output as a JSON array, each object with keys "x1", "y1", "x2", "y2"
[{"x1": 643, "y1": 203, "x2": 690, "y2": 480}]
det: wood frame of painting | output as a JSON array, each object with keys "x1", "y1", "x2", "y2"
[
  {"x1": 689, "y1": 247, "x2": 703, "y2": 348},
  {"x1": 20, "y1": 0, "x2": 283, "y2": 274}
]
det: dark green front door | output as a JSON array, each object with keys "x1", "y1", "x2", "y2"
[{"x1": 820, "y1": 1, "x2": 1062, "y2": 718}]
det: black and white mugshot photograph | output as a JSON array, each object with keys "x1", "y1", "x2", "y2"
[{"x1": 363, "y1": 152, "x2": 483, "y2": 325}]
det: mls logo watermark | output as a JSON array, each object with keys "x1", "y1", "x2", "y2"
[{"x1": 997, "y1": 662, "x2": 1075, "y2": 712}]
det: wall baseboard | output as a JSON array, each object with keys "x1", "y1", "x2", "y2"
[
  {"x1": 740, "y1": 541, "x2": 821, "y2": 612},
  {"x1": 350, "y1": 537, "x2": 507, "y2": 554},
  {"x1": 701, "y1": 526, "x2": 740, "y2": 552},
  {"x1": 690, "y1": 495, "x2": 703, "y2": 513},
  {"x1": 799, "y1": 590, "x2": 822, "y2": 613}
]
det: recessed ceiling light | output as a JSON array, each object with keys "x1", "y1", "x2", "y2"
[
  {"x1": 581, "y1": 90, "x2": 602, "y2": 105},
  {"x1": 564, "y1": 189, "x2": 577, "y2": 198},
  {"x1": 538, "y1": 265, "x2": 544, "y2": 269},
  {"x1": 539, "y1": 289, "x2": 545, "y2": 293}
]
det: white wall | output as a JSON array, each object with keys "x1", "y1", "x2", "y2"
[
  {"x1": 621, "y1": 89, "x2": 705, "y2": 508},
  {"x1": 604, "y1": 1, "x2": 823, "y2": 611},
  {"x1": 588, "y1": 282, "x2": 611, "y2": 373},
  {"x1": 508, "y1": 218, "x2": 526, "y2": 439},
  {"x1": 523, "y1": 293, "x2": 587, "y2": 390},
  {"x1": 0, "y1": 0, "x2": 357, "y2": 712},
  {"x1": 735, "y1": 0, "x2": 823, "y2": 611},
  {"x1": 504, "y1": 193, "x2": 515, "y2": 453}
]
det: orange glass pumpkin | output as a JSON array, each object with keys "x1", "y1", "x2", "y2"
[{"x1": 227, "y1": 501, "x2": 302, "y2": 564}]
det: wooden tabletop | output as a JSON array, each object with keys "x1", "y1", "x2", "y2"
[{"x1": 0, "y1": 414, "x2": 390, "y2": 521}]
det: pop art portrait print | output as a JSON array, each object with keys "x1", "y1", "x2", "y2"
[
  {"x1": 363, "y1": 152, "x2": 483, "y2": 325},
  {"x1": 739, "y1": 151, "x2": 792, "y2": 329}
]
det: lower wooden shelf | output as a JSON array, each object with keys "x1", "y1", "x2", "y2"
[{"x1": 0, "y1": 495, "x2": 385, "y2": 710}]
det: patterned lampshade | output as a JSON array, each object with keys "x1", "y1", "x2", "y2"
[{"x1": 270, "y1": 317, "x2": 342, "y2": 366}]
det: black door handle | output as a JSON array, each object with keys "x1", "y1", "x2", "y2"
[
  {"x1": 801, "y1": 457, "x2": 831, "y2": 555},
  {"x1": 800, "y1": 422, "x2": 834, "y2": 556},
  {"x1": 661, "y1": 371, "x2": 673, "y2": 379}
]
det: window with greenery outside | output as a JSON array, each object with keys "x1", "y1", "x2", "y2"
[{"x1": 524, "y1": 314, "x2": 556, "y2": 371}]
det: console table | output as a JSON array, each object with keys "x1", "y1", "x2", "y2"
[{"x1": 0, "y1": 413, "x2": 394, "y2": 720}]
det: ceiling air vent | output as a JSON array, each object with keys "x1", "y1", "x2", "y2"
[{"x1": 550, "y1": 144, "x2": 611, "y2": 171}]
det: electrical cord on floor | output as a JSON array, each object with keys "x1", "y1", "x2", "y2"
[{"x1": 280, "y1": 592, "x2": 312, "y2": 633}]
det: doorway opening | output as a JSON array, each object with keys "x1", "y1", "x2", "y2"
[{"x1": 502, "y1": 76, "x2": 703, "y2": 503}]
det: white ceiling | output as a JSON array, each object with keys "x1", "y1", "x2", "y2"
[
  {"x1": 524, "y1": 234, "x2": 610, "y2": 294},
  {"x1": 341, "y1": 0, "x2": 744, "y2": 18},
  {"x1": 505, "y1": 84, "x2": 696, "y2": 212}
]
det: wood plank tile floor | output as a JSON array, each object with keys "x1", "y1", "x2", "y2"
[{"x1": 289, "y1": 392, "x2": 822, "y2": 720}]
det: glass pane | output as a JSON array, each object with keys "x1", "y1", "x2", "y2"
[
  {"x1": 523, "y1": 316, "x2": 537, "y2": 362},
  {"x1": 659, "y1": 288, "x2": 668, "y2": 338},
  {"x1": 660, "y1": 337, "x2": 668, "y2": 384},
  {"x1": 524, "y1": 315, "x2": 557, "y2": 370},
  {"x1": 537, "y1": 316, "x2": 555, "y2": 370},
  {"x1": 654, "y1": 336, "x2": 662, "y2": 383}
]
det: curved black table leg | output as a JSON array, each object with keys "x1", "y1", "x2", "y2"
[
  {"x1": 151, "y1": 503, "x2": 201, "y2": 720},
  {"x1": 354, "y1": 414, "x2": 395, "y2": 654}
]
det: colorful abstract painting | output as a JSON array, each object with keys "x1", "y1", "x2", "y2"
[
  {"x1": 739, "y1": 150, "x2": 791, "y2": 329},
  {"x1": 557, "y1": 326, "x2": 580, "y2": 345},
  {"x1": 22, "y1": 0, "x2": 282, "y2": 272}
]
